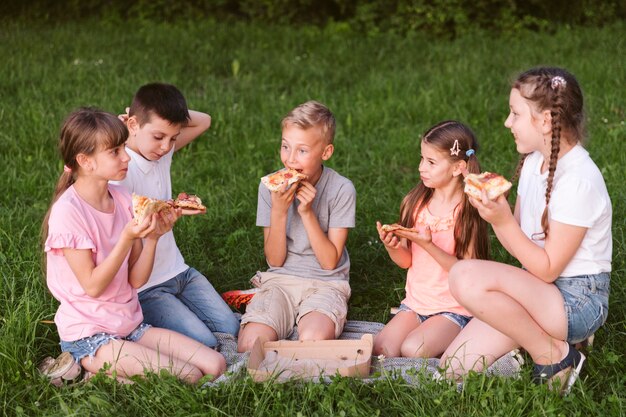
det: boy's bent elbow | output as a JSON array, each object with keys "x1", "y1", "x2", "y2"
[{"x1": 319, "y1": 256, "x2": 341, "y2": 270}]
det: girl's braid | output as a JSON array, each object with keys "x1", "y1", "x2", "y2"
[{"x1": 540, "y1": 74, "x2": 565, "y2": 238}]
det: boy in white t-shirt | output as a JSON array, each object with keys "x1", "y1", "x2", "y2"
[{"x1": 113, "y1": 83, "x2": 239, "y2": 347}]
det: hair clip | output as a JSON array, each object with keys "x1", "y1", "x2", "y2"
[
  {"x1": 450, "y1": 139, "x2": 461, "y2": 156},
  {"x1": 551, "y1": 76, "x2": 566, "y2": 90},
  {"x1": 465, "y1": 149, "x2": 475, "y2": 157},
  {"x1": 63, "y1": 165, "x2": 72, "y2": 173}
]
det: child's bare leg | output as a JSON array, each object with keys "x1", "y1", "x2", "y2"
[
  {"x1": 400, "y1": 315, "x2": 461, "y2": 358},
  {"x1": 450, "y1": 260, "x2": 567, "y2": 365},
  {"x1": 440, "y1": 317, "x2": 518, "y2": 380},
  {"x1": 297, "y1": 312, "x2": 335, "y2": 340},
  {"x1": 81, "y1": 339, "x2": 205, "y2": 384},
  {"x1": 237, "y1": 323, "x2": 278, "y2": 352},
  {"x1": 373, "y1": 311, "x2": 420, "y2": 357},
  {"x1": 137, "y1": 327, "x2": 226, "y2": 381}
]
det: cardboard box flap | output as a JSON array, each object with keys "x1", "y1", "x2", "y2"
[{"x1": 248, "y1": 334, "x2": 373, "y2": 382}]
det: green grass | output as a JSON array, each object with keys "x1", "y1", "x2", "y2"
[{"x1": 1, "y1": 18, "x2": 625, "y2": 416}]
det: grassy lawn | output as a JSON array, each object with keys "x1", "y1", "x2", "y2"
[{"x1": 1, "y1": 18, "x2": 624, "y2": 416}]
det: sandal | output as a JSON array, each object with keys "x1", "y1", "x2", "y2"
[
  {"x1": 532, "y1": 344, "x2": 585, "y2": 395},
  {"x1": 38, "y1": 352, "x2": 82, "y2": 386}
]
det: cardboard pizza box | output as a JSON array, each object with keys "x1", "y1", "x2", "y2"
[{"x1": 247, "y1": 334, "x2": 373, "y2": 382}]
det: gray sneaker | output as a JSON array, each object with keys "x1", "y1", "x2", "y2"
[{"x1": 38, "y1": 352, "x2": 82, "y2": 385}]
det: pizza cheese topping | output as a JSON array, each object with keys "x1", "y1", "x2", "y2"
[
  {"x1": 261, "y1": 168, "x2": 308, "y2": 192},
  {"x1": 463, "y1": 172, "x2": 512, "y2": 200}
]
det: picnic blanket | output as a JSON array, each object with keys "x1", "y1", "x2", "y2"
[{"x1": 206, "y1": 320, "x2": 523, "y2": 387}]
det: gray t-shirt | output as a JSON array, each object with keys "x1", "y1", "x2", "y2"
[{"x1": 256, "y1": 166, "x2": 356, "y2": 281}]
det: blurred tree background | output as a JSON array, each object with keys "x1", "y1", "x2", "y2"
[{"x1": 2, "y1": 0, "x2": 624, "y2": 37}]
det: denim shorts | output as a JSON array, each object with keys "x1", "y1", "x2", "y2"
[
  {"x1": 60, "y1": 323, "x2": 151, "y2": 363},
  {"x1": 398, "y1": 304, "x2": 472, "y2": 329},
  {"x1": 555, "y1": 272, "x2": 610, "y2": 344}
]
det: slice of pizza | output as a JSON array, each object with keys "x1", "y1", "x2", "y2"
[
  {"x1": 261, "y1": 168, "x2": 307, "y2": 192},
  {"x1": 132, "y1": 194, "x2": 172, "y2": 224},
  {"x1": 464, "y1": 172, "x2": 512, "y2": 200},
  {"x1": 381, "y1": 224, "x2": 415, "y2": 233},
  {"x1": 174, "y1": 192, "x2": 206, "y2": 211}
]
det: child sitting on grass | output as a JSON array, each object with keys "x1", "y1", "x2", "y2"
[
  {"x1": 41, "y1": 108, "x2": 225, "y2": 384},
  {"x1": 113, "y1": 83, "x2": 239, "y2": 348},
  {"x1": 237, "y1": 101, "x2": 356, "y2": 352},
  {"x1": 373, "y1": 121, "x2": 489, "y2": 359},
  {"x1": 441, "y1": 67, "x2": 612, "y2": 395}
]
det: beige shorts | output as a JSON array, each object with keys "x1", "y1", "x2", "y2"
[{"x1": 240, "y1": 271, "x2": 351, "y2": 339}]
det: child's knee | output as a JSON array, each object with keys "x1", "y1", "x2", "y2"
[
  {"x1": 297, "y1": 326, "x2": 334, "y2": 341},
  {"x1": 179, "y1": 366, "x2": 204, "y2": 384},
  {"x1": 373, "y1": 337, "x2": 400, "y2": 358},
  {"x1": 400, "y1": 339, "x2": 425, "y2": 358},
  {"x1": 204, "y1": 355, "x2": 226, "y2": 380},
  {"x1": 449, "y1": 261, "x2": 480, "y2": 298}
]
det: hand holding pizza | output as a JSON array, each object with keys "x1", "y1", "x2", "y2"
[
  {"x1": 394, "y1": 224, "x2": 432, "y2": 247},
  {"x1": 468, "y1": 191, "x2": 514, "y2": 226},
  {"x1": 376, "y1": 221, "x2": 403, "y2": 249},
  {"x1": 122, "y1": 213, "x2": 158, "y2": 241},
  {"x1": 270, "y1": 180, "x2": 298, "y2": 213},
  {"x1": 174, "y1": 193, "x2": 206, "y2": 216},
  {"x1": 145, "y1": 207, "x2": 180, "y2": 240}
]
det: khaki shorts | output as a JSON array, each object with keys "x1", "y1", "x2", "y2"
[{"x1": 240, "y1": 271, "x2": 351, "y2": 339}]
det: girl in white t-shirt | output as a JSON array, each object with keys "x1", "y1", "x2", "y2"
[
  {"x1": 41, "y1": 108, "x2": 225, "y2": 384},
  {"x1": 440, "y1": 67, "x2": 611, "y2": 394}
]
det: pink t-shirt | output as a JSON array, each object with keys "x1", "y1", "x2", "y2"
[
  {"x1": 401, "y1": 205, "x2": 471, "y2": 317},
  {"x1": 45, "y1": 184, "x2": 143, "y2": 341}
]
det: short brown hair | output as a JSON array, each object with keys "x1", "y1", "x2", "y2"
[
  {"x1": 130, "y1": 83, "x2": 190, "y2": 127},
  {"x1": 281, "y1": 100, "x2": 336, "y2": 144}
]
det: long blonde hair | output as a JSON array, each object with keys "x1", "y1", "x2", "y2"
[
  {"x1": 40, "y1": 108, "x2": 128, "y2": 253},
  {"x1": 399, "y1": 121, "x2": 489, "y2": 260}
]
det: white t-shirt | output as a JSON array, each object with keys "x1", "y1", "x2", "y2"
[
  {"x1": 111, "y1": 147, "x2": 188, "y2": 291},
  {"x1": 517, "y1": 144, "x2": 612, "y2": 276}
]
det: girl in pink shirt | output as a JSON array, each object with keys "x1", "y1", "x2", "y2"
[
  {"x1": 41, "y1": 108, "x2": 225, "y2": 384},
  {"x1": 373, "y1": 121, "x2": 489, "y2": 358}
]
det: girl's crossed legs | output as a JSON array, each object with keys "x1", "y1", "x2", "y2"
[
  {"x1": 443, "y1": 259, "x2": 569, "y2": 376},
  {"x1": 81, "y1": 327, "x2": 226, "y2": 384}
]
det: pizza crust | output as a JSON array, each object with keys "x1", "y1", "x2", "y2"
[
  {"x1": 261, "y1": 168, "x2": 308, "y2": 192},
  {"x1": 463, "y1": 172, "x2": 512, "y2": 200},
  {"x1": 381, "y1": 224, "x2": 415, "y2": 233}
]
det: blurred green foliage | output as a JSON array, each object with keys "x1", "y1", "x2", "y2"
[{"x1": 2, "y1": 0, "x2": 624, "y2": 37}]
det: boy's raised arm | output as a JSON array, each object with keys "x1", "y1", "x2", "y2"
[{"x1": 174, "y1": 110, "x2": 212, "y2": 151}]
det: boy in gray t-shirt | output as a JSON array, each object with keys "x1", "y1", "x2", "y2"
[{"x1": 237, "y1": 101, "x2": 356, "y2": 352}]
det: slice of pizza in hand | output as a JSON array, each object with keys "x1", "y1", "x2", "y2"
[
  {"x1": 132, "y1": 194, "x2": 172, "y2": 224},
  {"x1": 174, "y1": 192, "x2": 206, "y2": 211},
  {"x1": 381, "y1": 224, "x2": 415, "y2": 233},
  {"x1": 463, "y1": 172, "x2": 512, "y2": 200},
  {"x1": 261, "y1": 168, "x2": 308, "y2": 192}
]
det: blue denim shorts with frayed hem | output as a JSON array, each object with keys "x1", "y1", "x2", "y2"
[
  {"x1": 555, "y1": 272, "x2": 610, "y2": 344},
  {"x1": 398, "y1": 304, "x2": 472, "y2": 329},
  {"x1": 60, "y1": 323, "x2": 151, "y2": 364}
]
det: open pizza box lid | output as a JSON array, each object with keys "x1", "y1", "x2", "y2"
[{"x1": 247, "y1": 334, "x2": 373, "y2": 382}]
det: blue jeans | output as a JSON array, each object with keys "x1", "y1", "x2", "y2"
[
  {"x1": 398, "y1": 303, "x2": 472, "y2": 328},
  {"x1": 555, "y1": 272, "x2": 610, "y2": 344},
  {"x1": 60, "y1": 323, "x2": 151, "y2": 363},
  {"x1": 138, "y1": 268, "x2": 240, "y2": 347}
]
